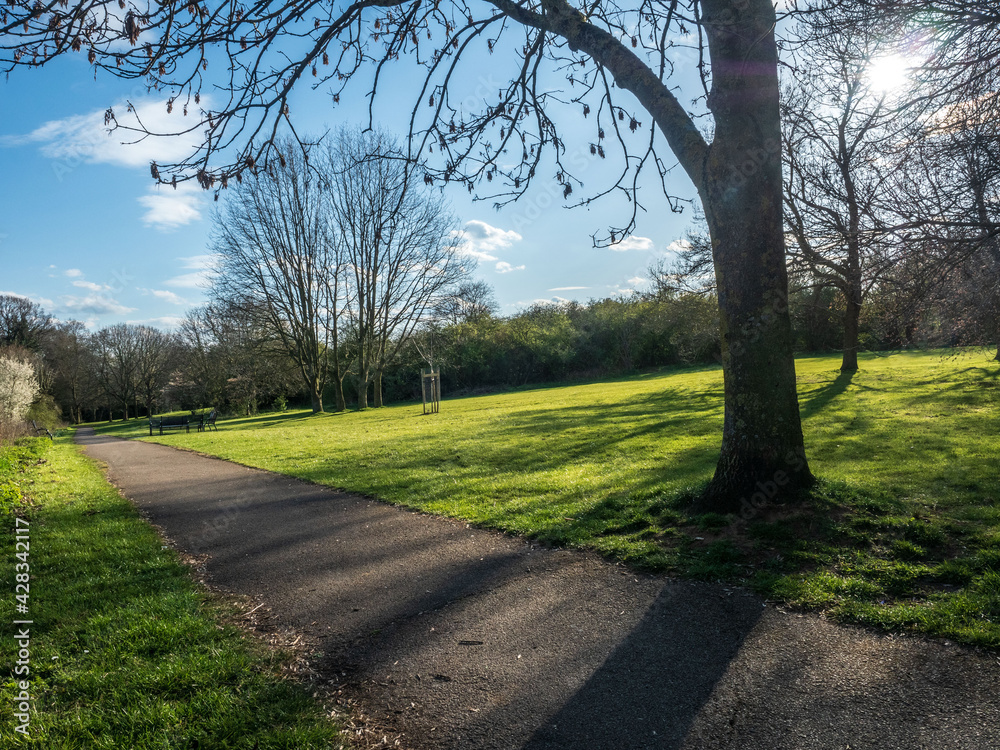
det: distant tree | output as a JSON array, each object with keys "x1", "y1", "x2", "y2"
[
  {"x1": 327, "y1": 129, "x2": 466, "y2": 409},
  {"x1": 582, "y1": 298, "x2": 643, "y2": 372},
  {"x1": 434, "y1": 281, "x2": 499, "y2": 327},
  {"x1": 648, "y1": 224, "x2": 715, "y2": 297},
  {"x1": 181, "y1": 300, "x2": 297, "y2": 415},
  {"x1": 92, "y1": 324, "x2": 172, "y2": 420},
  {"x1": 781, "y1": 16, "x2": 908, "y2": 372},
  {"x1": 416, "y1": 280, "x2": 499, "y2": 375},
  {"x1": 787, "y1": 286, "x2": 843, "y2": 353},
  {"x1": 45, "y1": 321, "x2": 99, "y2": 424},
  {"x1": 896, "y1": 92, "x2": 1000, "y2": 358},
  {"x1": 133, "y1": 326, "x2": 178, "y2": 417},
  {"x1": 0, "y1": 295, "x2": 51, "y2": 352},
  {"x1": 212, "y1": 138, "x2": 345, "y2": 413},
  {"x1": 177, "y1": 307, "x2": 229, "y2": 409},
  {"x1": 93, "y1": 325, "x2": 139, "y2": 421}
]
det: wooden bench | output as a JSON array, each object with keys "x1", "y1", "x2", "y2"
[{"x1": 148, "y1": 415, "x2": 190, "y2": 435}]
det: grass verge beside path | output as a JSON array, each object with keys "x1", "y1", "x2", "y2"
[
  {"x1": 0, "y1": 436, "x2": 343, "y2": 748},
  {"x1": 93, "y1": 350, "x2": 1000, "y2": 649}
]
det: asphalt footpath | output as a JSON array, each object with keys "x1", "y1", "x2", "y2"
[{"x1": 76, "y1": 427, "x2": 1000, "y2": 750}]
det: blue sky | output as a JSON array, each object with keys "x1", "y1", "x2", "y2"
[{"x1": 0, "y1": 42, "x2": 702, "y2": 331}]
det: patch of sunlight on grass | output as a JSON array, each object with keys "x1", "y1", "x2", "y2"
[{"x1": 89, "y1": 349, "x2": 1000, "y2": 647}]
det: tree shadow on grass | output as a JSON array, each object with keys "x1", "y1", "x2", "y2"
[
  {"x1": 220, "y1": 409, "x2": 328, "y2": 430},
  {"x1": 285, "y1": 387, "x2": 726, "y2": 566},
  {"x1": 799, "y1": 370, "x2": 856, "y2": 421}
]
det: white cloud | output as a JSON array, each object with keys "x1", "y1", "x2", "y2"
[
  {"x1": 138, "y1": 182, "x2": 204, "y2": 230},
  {"x1": 495, "y1": 261, "x2": 526, "y2": 274},
  {"x1": 0, "y1": 291, "x2": 55, "y2": 308},
  {"x1": 72, "y1": 280, "x2": 111, "y2": 292},
  {"x1": 178, "y1": 254, "x2": 216, "y2": 269},
  {"x1": 453, "y1": 220, "x2": 522, "y2": 262},
  {"x1": 610, "y1": 235, "x2": 655, "y2": 252},
  {"x1": 627, "y1": 276, "x2": 648, "y2": 286},
  {"x1": 12, "y1": 97, "x2": 207, "y2": 169},
  {"x1": 165, "y1": 254, "x2": 217, "y2": 289},
  {"x1": 549, "y1": 286, "x2": 589, "y2": 292},
  {"x1": 127, "y1": 316, "x2": 185, "y2": 329},
  {"x1": 164, "y1": 272, "x2": 206, "y2": 289},
  {"x1": 667, "y1": 238, "x2": 693, "y2": 254},
  {"x1": 64, "y1": 268, "x2": 84, "y2": 278},
  {"x1": 517, "y1": 296, "x2": 570, "y2": 308},
  {"x1": 149, "y1": 289, "x2": 188, "y2": 306},
  {"x1": 59, "y1": 294, "x2": 135, "y2": 316}
]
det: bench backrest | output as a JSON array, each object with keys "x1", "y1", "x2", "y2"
[{"x1": 150, "y1": 415, "x2": 189, "y2": 425}]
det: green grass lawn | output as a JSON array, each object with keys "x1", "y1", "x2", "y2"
[
  {"x1": 0, "y1": 437, "x2": 343, "y2": 748},
  {"x1": 92, "y1": 349, "x2": 1000, "y2": 648}
]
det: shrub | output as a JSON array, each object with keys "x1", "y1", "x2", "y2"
[
  {"x1": 0, "y1": 437, "x2": 47, "y2": 515},
  {"x1": 0, "y1": 355, "x2": 38, "y2": 424},
  {"x1": 26, "y1": 393, "x2": 62, "y2": 430}
]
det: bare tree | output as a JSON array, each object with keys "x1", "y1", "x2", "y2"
[
  {"x1": 0, "y1": 295, "x2": 51, "y2": 351},
  {"x1": 178, "y1": 306, "x2": 229, "y2": 409},
  {"x1": 92, "y1": 323, "x2": 176, "y2": 419},
  {"x1": 327, "y1": 129, "x2": 466, "y2": 409},
  {"x1": 901, "y1": 92, "x2": 1000, "y2": 357},
  {"x1": 839, "y1": 2, "x2": 1000, "y2": 116},
  {"x1": 434, "y1": 281, "x2": 499, "y2": 327},
  {"x1": 45, "y1": 320, "x2": 99, "y2": 424},
  {"x1": 93, "y1": 324, "x2": 140, "y2": 420},
  {"x1": 212, "y1": 138, "x2": 344, "y2": 413},
  {"x1": 648, "y1": 223, "x2": 715, "y2": 297},
  {"x1": 191, "y1": 300, "x2": 298, "y2": 415},
  {"x1": 1, "y1": 0, "x2": 815, "y2": 507},
  {"x1": 133, "y1": 326, "x2": 178, "y2": 417},
  {"x1": 780, "y1": 18, "x2": 909, "y2": 372}
]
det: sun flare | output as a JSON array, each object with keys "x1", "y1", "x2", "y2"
[{"x1": 866, "y1": 54, "x2": 914, "y2": 94}]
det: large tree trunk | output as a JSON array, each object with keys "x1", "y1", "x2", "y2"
[
  {"x1": 332, "y1": 363, "x2": 347, "y2": 413},
  {"x1": 373, "y1": 369, "x2": 384, "y2": 408},
  {"x1": 696, "y1": 0, "x2": 813, "y2": 511},
  {"x1": 308, "y1": 377, "x2": 324, "y2": 413},
  {"x1": 701, "y1": 195, "x2": 813, "y2": 511},
  {"x1": 842, "y1": 287, "x2": 862, "y2": 372},
  {"x1": 356, "y1": 375, "x2": 368, "y2": 410}
]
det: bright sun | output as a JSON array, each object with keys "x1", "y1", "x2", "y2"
[{"x1": 866, "y1": 54, "x2": 913, "y2": 94}]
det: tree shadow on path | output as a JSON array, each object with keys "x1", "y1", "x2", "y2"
[{"x1": 517, "y1": 585, "x2": 763, "y2": 750}]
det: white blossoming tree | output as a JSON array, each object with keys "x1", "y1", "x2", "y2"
[{"x1": 0, "y1": 355, "x2": 39, "y2": 425}]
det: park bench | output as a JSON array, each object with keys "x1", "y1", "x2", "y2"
[
  {"x1": 198, "y1": 409, "x2": 218, "y2": 432},
  {"x1": 148, "y1": 415, "x2": 190, "y2": 435},
  {"x1": 149, "y1": 409, "x2": 218, "y2": 435},
  {"x1": 30, "y1": 420, "x2": 54, "y2": 440}
]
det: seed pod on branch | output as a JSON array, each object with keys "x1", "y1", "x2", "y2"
[{"x1": 124, "y1": 11, "x2": 140, "y2": 44}]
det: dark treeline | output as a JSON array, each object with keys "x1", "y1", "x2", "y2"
[{"x1": 0, "y1": 249, "x2": 995, "y2": 427}]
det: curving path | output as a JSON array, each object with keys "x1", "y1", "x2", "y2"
[{"x1": 76, "y1": 428, "x2": 1000, "y2": 750}]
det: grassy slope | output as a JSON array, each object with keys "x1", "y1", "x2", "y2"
[
  {"x1": 94, "y1": 350, "x2": 1000, "y2": 647},
  {"x1": 0, "y1": 438, "x2": 343, "y2": 748}
]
